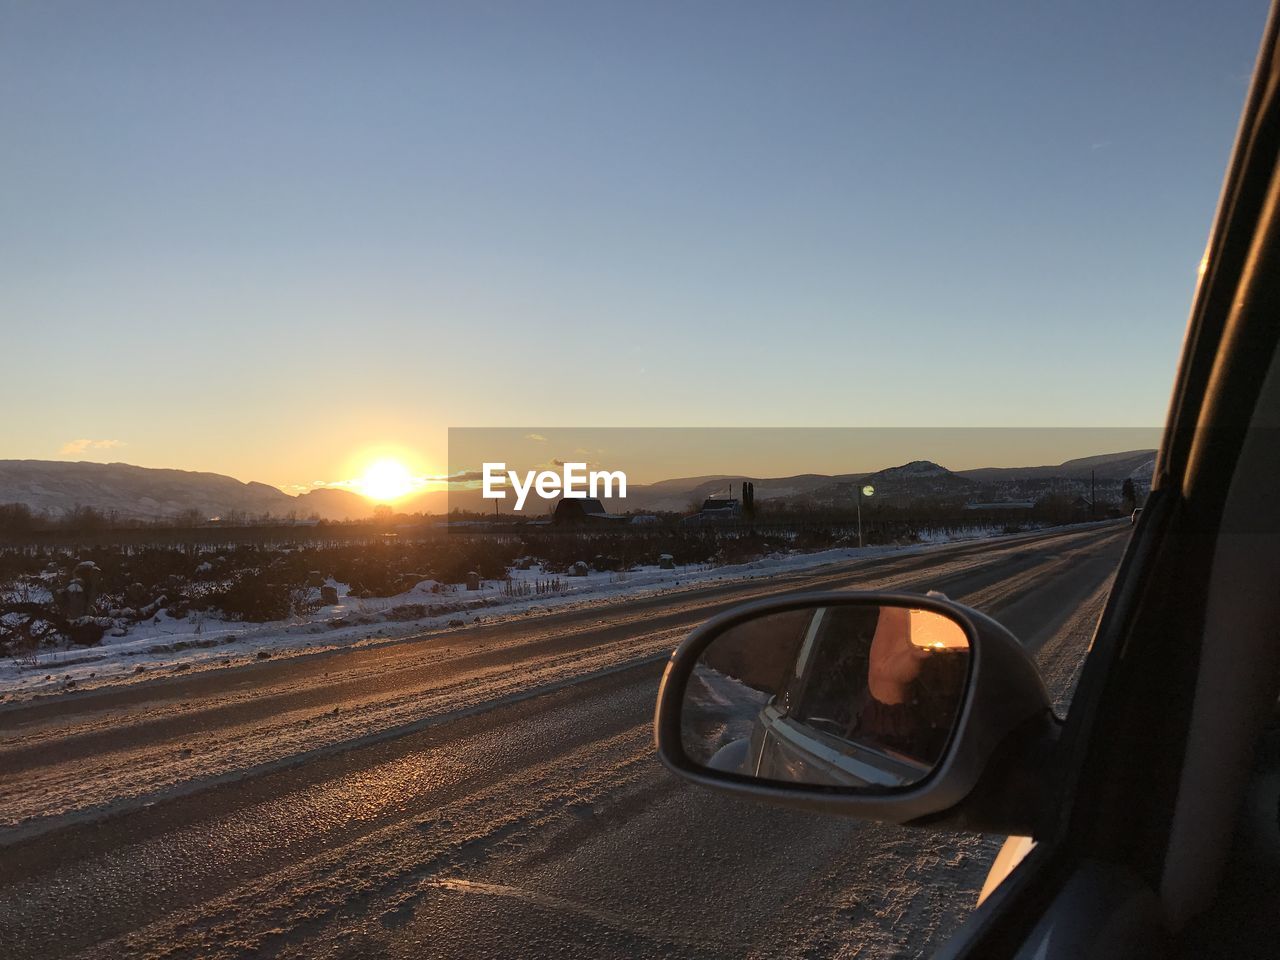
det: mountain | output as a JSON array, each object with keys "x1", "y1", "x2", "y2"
[
  {"x1": 0, "y1": 461, "x2": 375, "y2": 522},
  {"x1": 607, "y1": 462, "x2": 975, "y2": 514},
  {"x1": 861, "y1": 460, "x2": 977, "y2": 498},
  {"x1": 0, "y1": 449, "x2": 1159, "y2": 523},
  {"x1": 294, "y1": 487, "x2": 377, "y2": 521},
  {"x1": 951, "y1": 450, "x2": 1156, "y2": 505},
  {"x1": 606, "y1": 452, "x2": 1152, "y2": 514},
  {"x1": 957, "y1": 450, "x2": 1157, "y2": 483},
  {"x1": 0, "y1": 461, "x2": 297, "y2": 521}
]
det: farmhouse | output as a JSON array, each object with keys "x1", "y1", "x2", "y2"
[
  {"x1": 552, "y1": 498, "x2": 626, "y2": 526},
  {"x1": 683, "y1": 497, "x2": 742, "y2": 524}
]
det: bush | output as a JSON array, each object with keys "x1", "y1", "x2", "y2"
[
  {"x1": 0, "y1": 602, "x2": 106, "y2": 654},
  {"x1": 215, "y1": 575, "x2": 293, "y2": 622}
]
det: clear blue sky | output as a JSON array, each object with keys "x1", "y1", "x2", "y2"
[{"x1": 0, "y1": 1, "x2": 1268, "y2": 489}]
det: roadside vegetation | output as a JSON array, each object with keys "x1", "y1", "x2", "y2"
[{"x1": 0, "y1": 495, "x2": 1120, "y2": 660}]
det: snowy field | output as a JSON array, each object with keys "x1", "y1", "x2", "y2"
[{"x1": 0, "y1": 524, "x2": 1049, "y2": 698}]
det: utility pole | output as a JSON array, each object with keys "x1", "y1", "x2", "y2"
[{"x1": 1091, "y1": 470, "x2": 1096, "y2": 519}]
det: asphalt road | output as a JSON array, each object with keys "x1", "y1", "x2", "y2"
[{"x1": 0, "y1": 523, "x2": 1130, "y2": 959}]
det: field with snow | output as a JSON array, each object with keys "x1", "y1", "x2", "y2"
[{"x1": 0, "y1": 524, "x2": 1039, "y2": 699}]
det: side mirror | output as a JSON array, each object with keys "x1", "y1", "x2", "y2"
[{"x1": 653, "y1": 592, "x2": 1057, "y2": 830}]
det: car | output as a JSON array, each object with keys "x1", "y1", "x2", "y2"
[{"x1": 654, "y1": 7, "x2": 1280, "y2": 956}]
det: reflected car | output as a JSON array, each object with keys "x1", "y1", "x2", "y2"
[{"x1": 705, "y1": 605, "x2": 969, "y2": 788}]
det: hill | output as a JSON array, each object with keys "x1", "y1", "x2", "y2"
[
  {"x1": 0, "y1": 449, "x2": 1158, "y2": 523},
  {"x1": 0, "y1": 461, "x2": 296, "y2": 521},
  {"x1": 957, "y1": 450, "x2": 1156, "y2": 483},
  {"x1": 0, "y1": 461, "x2": 375, "y2": 522}
]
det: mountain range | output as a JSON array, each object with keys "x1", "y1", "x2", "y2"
[
  {"x1": 596, "y1": 452, "x2": 1155, "y2": 515},
  {"x1": 0, "y1": 450, "x2": 1157, "y2": 522},
  {"x1": 0, "y1": 461, "x2": 369, "y2": 522}
]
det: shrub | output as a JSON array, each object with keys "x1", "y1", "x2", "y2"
[{"x1": 215, "y1": 575, "x2": 293, "y2": 622}]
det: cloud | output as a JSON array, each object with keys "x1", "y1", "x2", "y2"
[
  {"x1": 60, "y1": 438, "x2": 124, "y2": 455},
  {"x1": 317, "y1": 470, "x2": 485, "y2": 491},
  {"x1": 441, "y1": 470, "x2": 487, "y2": 484},
  {"x1": 550, "y1": 457, "x2": 602, "y2": 470},
  {"x1": 524, "y1": 433, "x2": 548, "y2": 442}
]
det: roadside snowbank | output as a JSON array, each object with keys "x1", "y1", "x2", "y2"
[{"x1": 0, "y1": 524, "x2": 1060, "y2": 698}]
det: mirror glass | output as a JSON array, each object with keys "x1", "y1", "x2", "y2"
[{"x1": 680, "y1": 603, "x2": 971, "y2": 789}]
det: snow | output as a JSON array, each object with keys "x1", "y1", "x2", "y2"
[
  {"x1": 0, "y1": 523, "x2": 1090, "y2": 699},
  {"x1": 0, "y1": 584, "x2": 52, "y2": 605},
  {"x1": 911, "y1": 523, "x2": 1005, "y2": 543},
  {"x1": 683, "y1": 664, "x2": 771, "y2": 766}
]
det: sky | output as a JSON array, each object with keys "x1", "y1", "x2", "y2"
[
  {"x1": 0, "y1": 1, "x2": 1270, "y2": 493},
  {"x1": 449, "y1": 428, "x2": 1165, "y2": 488}
]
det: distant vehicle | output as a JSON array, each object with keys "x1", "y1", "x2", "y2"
[{"x1": 1130, "y1": 507, "x2": 1143, "y2": 525}]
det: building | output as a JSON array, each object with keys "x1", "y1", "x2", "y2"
[
  {"x1": 552, "y1": 497, "x2": 626, "y2": 526},
  {"x1": 683, "y1": 497, "x2": 743, "y2": 524}
]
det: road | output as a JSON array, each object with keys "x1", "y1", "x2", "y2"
[{"x1": 0, "y1": 523, "x2": 1129, "y2": 959}]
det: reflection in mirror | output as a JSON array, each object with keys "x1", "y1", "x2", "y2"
[{"x1": 681, "y1": 603, "x2": 970, "y2": 789}]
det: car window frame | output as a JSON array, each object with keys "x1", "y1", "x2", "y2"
[{"x1": 942, "y1": 5, "x2": 1280, "y2": 956}]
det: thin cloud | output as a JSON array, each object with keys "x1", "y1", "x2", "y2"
[
  {"x1": 316, "y1": 470, "x2": 485, "y2": 489},
  {"x1": 60, "y1": 438, "x2": 124, "y2": 455}
]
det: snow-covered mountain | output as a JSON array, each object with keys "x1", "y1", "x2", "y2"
[{"x1": 0, "y1": 461, "x2": 374, "y2": 522}]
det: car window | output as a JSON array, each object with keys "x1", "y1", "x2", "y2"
[{"x1": 790, "y1": 606, "x2": 876, "y2": 730}]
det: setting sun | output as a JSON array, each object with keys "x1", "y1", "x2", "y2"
[{"x1": 356, "y1": 458, "x2": 416, "y2": 502}]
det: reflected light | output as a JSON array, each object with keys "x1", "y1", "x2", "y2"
[{"x1": 908, "y1": 608, "x2": 969, "y2": 650}]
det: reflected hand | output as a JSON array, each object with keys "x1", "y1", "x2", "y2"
[{"x1": 867, "y1": 606, "x2": 928, "y2": 705}]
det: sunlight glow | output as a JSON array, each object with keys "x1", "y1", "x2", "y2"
[
  {"x1": 356, "y1": 458, "x2": 416, "y2": 502},
  {"x1": 908, "y1": 608, "x2": 970, "y2": 650}
]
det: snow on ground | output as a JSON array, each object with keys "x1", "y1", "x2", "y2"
[
  {"x1": 683, "y1": 664, "x2": 772, "y2": 766},
  {"x1": 0, "y1": 524, "x2": 1048, "y2": 698}
]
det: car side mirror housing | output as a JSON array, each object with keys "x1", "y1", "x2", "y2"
[{"x1": 653, "y1": 591, "x2": 1058, "y2": 834}]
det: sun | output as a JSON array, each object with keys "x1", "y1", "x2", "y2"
[{"x1": 356, "y1": 458, "x2": 416, "y2": 502}]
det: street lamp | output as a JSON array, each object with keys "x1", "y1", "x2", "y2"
[{"x1": 857, "y1": 484, "x2": 875, "y2": 548}]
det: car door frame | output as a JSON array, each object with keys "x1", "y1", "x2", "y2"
[{"x1": 939, "y1": 3, "x2": 1280, "y2": 956}]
